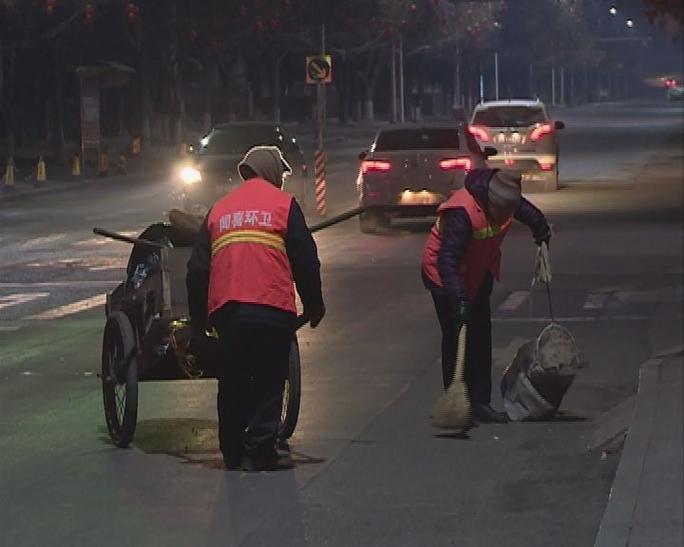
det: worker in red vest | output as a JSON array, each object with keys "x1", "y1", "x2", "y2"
[
  {"x1": 422, "y1": 169, "x2": 551, "y2": 423},
  {"x1": 187, "y1": 145, "x2": 325, "y2": 471}
]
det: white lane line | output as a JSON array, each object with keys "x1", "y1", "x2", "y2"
[
  {"x1": 21, "y1": 234, "x2": 66, "y2": 249},
  {"x1": 0, "y1": 293, "x2": 50, "y2": 311},
  {"x1": 0, "y1": 281, "x2": 120, "y2": 289},
  {"x1": 498, "y1": 291, "x2": 529, "y2": 311},
  {"x1": 493, "y1": 315, "x2": 648, "y2": 323},
  {"x1": 583, "y1": 293, "x2": 609, "y2": 310},
  {"x1": 0, "y1": 325, "x2": 22, "y2": 332},
  {"x1": 27, "y1": 294, "x2": 106, "y2": 320}
]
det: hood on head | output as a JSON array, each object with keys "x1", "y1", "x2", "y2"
[{"x1": 238, "y1": 145, "x2": 292, "y2": 187}]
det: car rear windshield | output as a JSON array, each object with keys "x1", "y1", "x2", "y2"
[
  {"x1": 199, "y1": 127, "x2": 285, "y2": 155},
  {"x1": 472, "y1": 106, "x2": 547, "y2": 128},
  {"x1": 374, "y1": 128, "x2": 460, "y2": 151}
]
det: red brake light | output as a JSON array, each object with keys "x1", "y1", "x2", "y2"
[
  {"x1": 361, "y1": 159, "x2": 392, "y2": 174},
  {"x1": 439, "y1": 157, "x2": 472, "y2": 171},
  {"x1": 530, "y1": 123, "x2": 554, "y2": 142},
  {"x1": 468, "y1": 125, "x2": 489, "y2": 142}
]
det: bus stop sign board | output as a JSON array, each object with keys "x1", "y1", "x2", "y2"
[{"x1": 306, "y1": 55, "x2": 332, "y2": 85}]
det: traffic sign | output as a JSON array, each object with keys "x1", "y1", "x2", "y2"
[{"x1": 306, "y1": 55, "x2": 332, "y2": 85}]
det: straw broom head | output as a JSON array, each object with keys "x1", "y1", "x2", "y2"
[{"x1": 432, "y1": 323, "x2": 472, "y2": 430}]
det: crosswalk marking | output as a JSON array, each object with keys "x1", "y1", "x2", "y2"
[
  {"x1": 28, "y1": 294, "x2": 106, "y2": 320},
  {"x1": 21, "y1": 234, "x2": 66, "y2": 249},
  {"x1": 0, "y1": 292, "x2": 50, "y2": 311},
  {"x1": 498, "y1": 291, "x2": 529, "y2": 311},
  {"x1": 0, "y1": 281, "x2": 119, "y2": 289},
  {"x1": 583, "y1": 293, "x2": 609, "y2": 309}
]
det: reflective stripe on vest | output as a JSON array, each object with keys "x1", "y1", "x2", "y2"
[{"x1": 211, "y1": 229, "x2": 286, "y2": 256}]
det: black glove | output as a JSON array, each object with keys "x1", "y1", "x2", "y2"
[
  {"x1": 306, "y1": 304, "x2": 326, "y2": 328},
  {"x1": 533, "y1": 221, "x2": 552, "y2": 248},
  {"x1": 451, "y1": 299, "x2": 469, "y2": 326}
]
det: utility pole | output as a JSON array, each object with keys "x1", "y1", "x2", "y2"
[
  {"x1": 479, "y1": 71, "x2": 484, "y2": 103},
  {"x1": 551, "y1": 64, "x2": 556, "y2": 106},
  {"x1": 398, "y1": 33, "x2": 405, "y2": 123},
  {"x1": 454, "y1": 42, "x2": 461, "y2": 107},
  {"x1": 391, "y1": 40, "x2": 397, "y2": 123},
  {"x1": 560, "y1": 66, "x2": 565, "y2": 105},
  {"x1": 316, "y1": 23, "x2": 325, "y2": 149},
  {"x1": 494, "y1": 51, "x2": 499, "y2": 100}
]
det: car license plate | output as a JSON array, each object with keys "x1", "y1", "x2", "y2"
[{"x1": 399, "y1": 191, "x2": 442, "y2": 205}]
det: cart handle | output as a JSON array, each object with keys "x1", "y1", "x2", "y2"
[
  {"x1": 308, "y1": 207, "x2": 364, "y2": 234},
  {"x1": 93, "y1": 227, "x2": 167, "y2": 249}
]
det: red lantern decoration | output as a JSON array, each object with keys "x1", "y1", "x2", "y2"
[{"x1": 84, "y1": 3, "x2": 95, "y2": 24}]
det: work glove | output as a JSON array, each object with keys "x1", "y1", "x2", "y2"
[
  {"x1": 451, "y1": 299, "x2": 469, "y2": 327},
  {"x1": 533, "y1": 220, "x2": 552, "y2": 248},
  {"x1": 307, "y1": 304, "x2": 326, "y2": 329}
]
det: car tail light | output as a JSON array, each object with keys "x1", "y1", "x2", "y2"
[
  {"x1": 504, "y1": 158, "x2": 515, "y2": 167},
  {"x1": 468, "y1": 125, "x2": 489, "y2": 141},
  {"x1": 361, "y1": 159, "x2": 392, "y2": 174},
  {"x1": 540, "y1": 162, "x2": 554, "y2": 171},
  {"x1": 439, "y1": 157, "x2": 472, "y2": 171},
  {"x1": 530, "y1": 123, "x2": 554, "y2": 142}
]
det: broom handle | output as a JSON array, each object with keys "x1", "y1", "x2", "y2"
[{"x1": 454, "y1": 323, "x2": 468, "y2": 383}]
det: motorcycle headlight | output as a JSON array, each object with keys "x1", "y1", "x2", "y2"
[{"x1": 180, "y1": 166, "x2": 202, "y2": 185}]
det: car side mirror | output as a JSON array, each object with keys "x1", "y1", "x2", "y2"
[
  {"x1": 359, "y1": 150, "x2": 368, "y2": 161},
  {"x1": 554, "y1": 121, "x2": 565, "y2": 130},
  {"x1": 483, "y1": 146, "x2": 498, "y2": 158}
]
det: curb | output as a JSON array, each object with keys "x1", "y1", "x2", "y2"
[
  {"x1": 0, "y1": 170, "x2": 165, "y2": 204},
  {"x1": 593, "y1": 352, "x2": 681, "y2": 546}
]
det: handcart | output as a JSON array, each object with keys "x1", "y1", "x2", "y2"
[{"x1": 95, "y1": 207, "x2": 362, "y2": 448}]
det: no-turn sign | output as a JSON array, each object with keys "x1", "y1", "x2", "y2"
[{"x1": 306, "y1": 55, "x2": 332, "y2": 85}]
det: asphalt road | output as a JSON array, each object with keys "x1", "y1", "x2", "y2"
[{"x1": 1, "y1": 102, "x2": 682, "y2": 547}]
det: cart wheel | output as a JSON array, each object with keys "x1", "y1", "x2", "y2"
[
  {"x1": 279, "y1": 337, "x2": 301, "y2": 440},
  {"x1": 102, "y1": 312, "x2": 139, "y2": 448}
]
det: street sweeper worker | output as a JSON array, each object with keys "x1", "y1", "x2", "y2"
[
  {"x1": 422, "y1": 168, "x2": 551, "y2": 423},
  {"x1": 186, "y1": 145, "x2": 325, "y2": 471}
]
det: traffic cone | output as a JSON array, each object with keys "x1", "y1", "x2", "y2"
[
  {"x1": 71, "y1": 153, "x2": 81, "y2": 177},
  {"x1": 132, "y1": 136, "x2": 141, "y2": 156},
  {"x1": 98, "y1": 150, "x2": 109, "y2": 176},
  {"x1": 36, "y1": 156, "x2": 47, "y2": 184},
  {"x1": 2, "y1": 157, "x2": 16, "y2": 190},
  {"x1": 117, "y1": 152, "x2": 127, "y2": 174}
]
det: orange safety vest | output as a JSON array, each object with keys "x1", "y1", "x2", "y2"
[
  {"x1": 207, "y1": 178, "x2": 296, "y2": 315},
  {"x1": 422, "y1": 188, "x2": 512, "y2": 302}
]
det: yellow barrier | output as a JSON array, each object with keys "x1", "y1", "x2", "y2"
[
  {"x1": 98, "y1": 150, "x2": 109, "y2": 176},
  {"x1": 72, "y1": 153, "x2": 81, "y2": 177},
  {"x1": 3, "y1": 157, "x2": 16, "y2": 189},
  {"x1": 117, "y1": 153, "x2": 127, "y2": 174},
  {"x1": 36, "y1": 156, "x2": 47, "y2": 183}
]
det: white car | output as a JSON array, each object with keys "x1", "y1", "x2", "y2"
[{"x1": 468, "y1": 99, "x2": 565, "y2": 191}]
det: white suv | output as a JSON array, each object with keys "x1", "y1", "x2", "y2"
[{"x1": 469, "y1": 99, "x2": 564, "y2": 191}]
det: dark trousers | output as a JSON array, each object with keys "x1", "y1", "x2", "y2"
[
  {"x1": 215, "y1": 322, "x2": 291, "y2": 464},
  {"x1": 431, "y1": 272, "x2": 493, "y2": 405}
]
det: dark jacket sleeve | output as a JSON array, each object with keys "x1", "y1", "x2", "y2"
[
  {"x1": 186, "y1": 215, "x2": 211, "y2": 329},
  {"x1": 437, "y1": 207, "x2": 472, "y2": 302},
  {"x1": 514, "y1": 196, "x2": 550, "y2": 241},
  {"x1": 285, "y1": 199, "x2": 324, "y2": 316}
]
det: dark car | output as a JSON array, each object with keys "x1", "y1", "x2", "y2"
[
  {"x1": 356, "y1": 123, "x2": 491, "y2": 233},
  {"x1": 177, "y1": 122, "x2": 308, "y2": 214}
]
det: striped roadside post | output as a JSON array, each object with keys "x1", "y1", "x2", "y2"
[{"x1": 314, "y1": 147, "x2": 327, "y2": 216}]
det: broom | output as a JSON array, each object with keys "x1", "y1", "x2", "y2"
[{"x1": 431, "y1": 322, "x2": 472, "y2": 430}]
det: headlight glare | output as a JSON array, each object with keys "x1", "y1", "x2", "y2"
[{"x1": 180, "y1": 166, "x2": 202, "y2": 184}]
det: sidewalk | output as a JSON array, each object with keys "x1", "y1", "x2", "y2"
[
  {"x1": 1, "y1": 148, "x2": 175, "y2": 204},
  {"x1": 594, "y1": 351, "x2": 683, "y2": 547}
]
